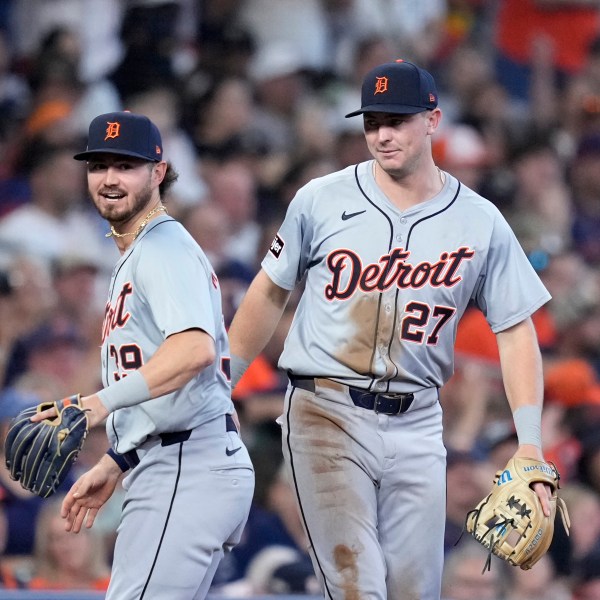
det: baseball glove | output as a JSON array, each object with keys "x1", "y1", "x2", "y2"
[
  {"x1": 4, "y1": 395, "x2": 88, "y2": 498},
  {"x1": 465, "y1": 457, "x2": 570, "y2": 571}
]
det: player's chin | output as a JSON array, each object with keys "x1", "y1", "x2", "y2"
[
  {"x1": 377, "y1": 158, "x2": 407, "y2": 177},
  {"x1": 95, "y1": 201, "x2": 127, "y2": 220},
  {"x1": 376, "y1": 151, "x2": 403, "y2": 166}
]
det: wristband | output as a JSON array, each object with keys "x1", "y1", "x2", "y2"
[
  {"x1": 513, "y1": 405, "x2": 542, "y2": 448},
  {"x1": 106, "y1": 448, "x2": 129, "y2": 473},
  {"x1": 230, "y1": 354, "x2": 250, "y2": 390},
  {"x1": 97, "y1": 370, "x2": 151, "y2": 412}
]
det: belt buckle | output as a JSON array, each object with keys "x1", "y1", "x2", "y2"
[
  {"x1": 374, "y1": 392, "x2": 414, "y2": 415},
  {"x1": 373, "y1": 393, "x2": 400, "y2": 415}
]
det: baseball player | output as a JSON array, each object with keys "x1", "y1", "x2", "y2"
[
  {"x1": 228, "y1": 61, "x2": 552, "y2": 599},
  {"x1": 33, "y1": 111, "x2": 254, "y2": 599}
]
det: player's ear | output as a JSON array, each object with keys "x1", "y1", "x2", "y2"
[
  {"x1": 152, "y1": 161, "x2": 168, "y2": 187},
  {"x1": 425, "y1": 108, "x2": 442, "y2": 135}
]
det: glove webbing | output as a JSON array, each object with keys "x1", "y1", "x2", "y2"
[
  {"x1": 463, "y1": 497, "x2": 530, "y2": 574},
  {"x1": 473, "y1": 514, "x2": 518, "y2": 573}
]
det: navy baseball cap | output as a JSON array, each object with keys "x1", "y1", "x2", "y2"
[
  {"x1": 345, "y1": 59, "x2": 438, "y2": 118},
  {"x1": 73, "y1": 111, "x2": 163, "y2": 162}
]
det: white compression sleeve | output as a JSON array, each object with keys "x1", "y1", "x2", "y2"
[
  {"x1": 513, "y1": 404, "x2": 542, "y2": 448},
  {"x1": 230, "y1": 354, "x2": 250, "y2": 390},
  {"x1": 97, "y1": 370, "x2": 151, "y2": 412}
]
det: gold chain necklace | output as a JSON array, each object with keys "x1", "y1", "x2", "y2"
[{"x1": 106, "y1": 205, "x2": 168, "y2": 239}]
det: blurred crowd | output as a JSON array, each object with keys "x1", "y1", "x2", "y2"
[{"x1": 0, "y1": 0, "x2": 598, "y2": 598}]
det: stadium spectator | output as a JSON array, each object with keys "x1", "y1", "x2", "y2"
[
  {"x1": 441, "y1": 537, "x2": 503, "y2": 599},
  {"x1": 0, "y1": 2, "x2": 597, "y2": 596},
  {"x1": 126, "y1": 85, "x2": 208, "y2": 214},
  {"x1": 503, "y1": 554, "x2": 571, "y2": 600},
  {"x1": 26, "y1": 494, "x2": 111, "y2": 591},
  {"x1": 568, "y1": 133, "x2": 600, "y2": 265},
  {"x1": 494, "y1": 0, "x2": 600, "y2": 105},
  {"x1": 0, "y1": 141, "x2": 118, "y2": 274}
]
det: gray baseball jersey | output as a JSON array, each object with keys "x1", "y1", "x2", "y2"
[
  {"x1": 263, "y1": 161, "x2": 550, "y2": 390},
  {"x1": 264, "y1": 161, "x2": 550, "y2": 599},
  {"x1": 100, "y1": 214, "x2": 254, "y2": 600},
  {"x1": 103, "y1": 214, "x2": 233, "y2": 453}
]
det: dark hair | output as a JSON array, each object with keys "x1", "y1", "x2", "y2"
[{"x1": 159, "y1": 162, "x2": 179, "y2": 197}]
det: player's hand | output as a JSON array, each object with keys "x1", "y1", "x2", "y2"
[
  {"x1": 61, "y1": 455, "x2": 122, "y2": 533},
  {"x1": 79, "y1": 394, "x2": 110, "y2": 427},
  {"x1": 30, "y1": 404, "x2": 57, "y2": 423},
  {"x1": 31, "y1": 394, "x2": 109, "y2": 427},
  {"x1": 513, "y1": 444, "x2": 552, "y2": 517}
]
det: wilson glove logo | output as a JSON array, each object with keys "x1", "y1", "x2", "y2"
[
  {"x1": 523, "y1": 464, "x2": 555, "y2": 477},
  {"x1": 497, "y1": 469, "x2": 513, "y2": 486}
]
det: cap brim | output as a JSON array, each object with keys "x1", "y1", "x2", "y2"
[
  {"x1": 345, "y1": 104, "x2": 429, "y2": 118},
  {"x1": 73, "y1": 149, "x2": 161, "y2": 161}
]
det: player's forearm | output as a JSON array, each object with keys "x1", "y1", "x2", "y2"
[
  {"x1": 496, "y1": 318, "x2": 545, "y2": 448},
  {"x1": 92, "y1": 329, "x2": 215, "y2": 415},
  {"x1": 140, "y1": 329, "x2": 215, "y2": 396},
  {"x1": 497, "y1": 318, "x2": 544, "y2": 410},
  {"x1": 229, "y1": 269, "x2": 291, "y2": 362}
]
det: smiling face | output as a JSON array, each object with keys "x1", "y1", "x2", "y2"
[
  {"x1": 363, "y1": 109, "x2": 441, "y2": 179},
  {"x1": 85, "y1": 154, "x2": 166, "y2": 231}
]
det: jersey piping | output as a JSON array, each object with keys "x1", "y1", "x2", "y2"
[
  {"x1": 103, "y1": 218, "x2": 177, "y2": 450},
  {"x1": 354, "y1": 165, "x2": 392, "y2": 391},
  {"x1": 139, "y1": 441, "x2": 185, "y2": 599},
  {"x1": 387, "y1": 181, "x2": 461, "y2": 391},
  {"x1": 353, "y1": 165, "x2": 461, "y2": 393},
  {"x1": 285, "y1": 387, "x2": 335, "y2": 600}
]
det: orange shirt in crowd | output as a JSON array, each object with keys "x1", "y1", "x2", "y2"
[
  {"x1": 27, "y1": 576, "x2": 111, "y2": 591},
  {"x1": 496, "y1": 0, "x2": 600, "y2": 72},
  {"x1": 0, "y1": 564, "x2": 21, "y2": 589},
  {"x1": 454, "y1": 305, "x2": 557, "y2": 365}
]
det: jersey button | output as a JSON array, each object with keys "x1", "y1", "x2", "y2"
[
  {"x1": 400, "y1": 217, "x2": 407, "y2": 225},
  {"x1": 396, "y1": 234, "x2": 402, "y2": 242}
]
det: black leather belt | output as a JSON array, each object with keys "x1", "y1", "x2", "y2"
[
  {"x1": 123, "y1": 414, "x2": 238, "y2": 470},
  {"x1": 289, "y1": 376, "x2": 414, "y2": 415},
  {"x1": 225, "y1": 414, "x2": 238, "y2": 433}
]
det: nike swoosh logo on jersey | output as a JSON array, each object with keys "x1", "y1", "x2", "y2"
[
  {"x1": 341, "y1": 210, "x2": 366, "y2": 221},
  {"x1": 226, "y1": 446, "x2": 242, "y2": 456}
]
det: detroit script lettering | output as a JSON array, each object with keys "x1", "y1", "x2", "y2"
[
  {"x1": 102, "y1": 282, "x2": 133, "y2": 342},
  {"x1": 325, "y1": 247, "x2": 475, "y2": 300}
]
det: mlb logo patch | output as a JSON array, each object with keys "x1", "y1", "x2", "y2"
[{"x1": 269, "y1": 234, "x2": 285, "y2": 258}]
